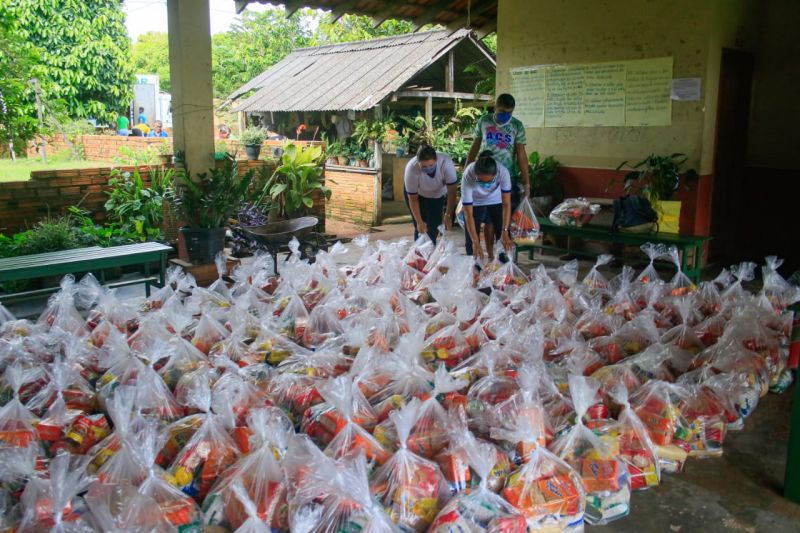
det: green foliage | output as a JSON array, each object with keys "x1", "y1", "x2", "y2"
[
  {"x1": 262, "y1": 143, "x2": 331, "y2": 218},
  {"x1": 113, "y1": 145, "x2": 160, "y2": 167},
  {"x1": 1, "y1": 216, "x2": 80, "y2": 257},
  {"x1": 131, "y1": 32, "x2": 171, "y2": 92},
  {"x1": 170, "y1": 159, "x2": 259, "y2": 229},
  {"x1": 529, "y1": 151, "x2": 562, "y2": 197},
  {"x1": 68, "y1": 206, "x2": 139, "y2": 247},
  {"x1": 104, "y1": 167, "x2": 173, "y2": 241},
  {"x1": 353, "y1": 115, "x2": 396, "y2": 146},
  {"x1": 615, "y1": 153, "x2": 699, "y2": 202},
  {"x1": 241, "y1": 127, "x2": 267, "y2": 146},
  {"x1": 324, "y1": 139, "x2": 346, "y2": 159},
  {"x1": 0, "y1": 7, "x2": 43, "y2": 144},
  {"x1": 401, "y1": 102, "x2": 482, "y2": 165},
  {"x1": 4, "y1": 0, "x2": 134, "y2": 124}
]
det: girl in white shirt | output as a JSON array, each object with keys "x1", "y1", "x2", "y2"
[
  {"x1": 461, "y1": 151, "x2": 515, "y2": 262},
  {"x1": 404, "y1": 145, "x2": 458, "y2": 243}
]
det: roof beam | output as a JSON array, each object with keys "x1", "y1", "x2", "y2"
[
  {"x1": 329, "y1": 0, "x2": 363, "y2": 23},
  {"x1": 446, "y1": 0, "x2": 496, "y2": 31},
  {"x1": 411, "y1": 2, "x2": 450, "y2": 31},
  {"x1": 394, "y1": 90, "x2": 493, "y2": 101},
  {"x1": 284, "y1": 0, "x2": 306, "y2": 18}
]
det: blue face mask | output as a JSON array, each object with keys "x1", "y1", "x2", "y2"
[
  {"x1": 495, "y1": 111, "x2": 512, "y2": 124},
  {"x1": 421, "y1": 165, "x2": 436, "y2": 176},
  {"x1": 477, "y1": 179, "x2": 495, "y2": 190}
]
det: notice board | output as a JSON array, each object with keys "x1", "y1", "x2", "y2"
[{"x1": 509, "y1": 57, "x2": 673, "y2": 127}]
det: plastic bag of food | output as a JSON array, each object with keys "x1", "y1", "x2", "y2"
[
  {"x1": 420, "y1": 323, "x2": 473, "y2": 369},
  {"x1": 552, "y1": 375, "x2": 630, "y2": 525},
  {"x1": 37, "y1": 276, "x2": 86, "y2": 335},
  {"x1": 0, "y1": 365, "x2": 41, "y2": 452},
  {"x1": 157, "y1": 338, "x2": 209, "y2": 390},
  {"x1": 430, "y1": 440, "x2": 527, "y2": 532},
  {"x1": 370, "y1": 399, "x2": 449, "y2": 531},
  {"x1": 510, "y1": 197, "x2": 541, "y2": 245},
  {"x1": 660, "y1": 296, "x2": 705, "y2": 367},
  {"x1": 549, "y1": 197, "x2": 600, "y2": 227},
  {"x1": 478, "y1": 251, "x2": 528, "y2": 292},
  {"x1": 271, "y1": 291, "x2": 311, "y2": 343},
  {"x1": 203, "y1": 408, "x2": 293, "y2": 531},
  {"x1": 608, "y1": 383, "x2": 660, "y2": 491},
  {"x1": 673, "y1": 383, "x2": 728, "y2": 459},
  {"x1": 17, "y1": 452, "x2": 94, "y2": 532},
  {"x1": 302, "y1": 302, "x2": 344, "y2": 350},
  {"x1": 190, "y1": 313, "x2": 229, "y2": 355},
  {"x1": 501, "y1": 437, "x2": 585, "y2": 530},
  {"x1": 404, "y1": 233, "x2": 435, "y2": 272},
  {"x1": 629, "y1": 380, "x2": 690, "y2": 473},
  {"x1": 636, "y1": 243, "x2": 664, "y2": 284},
  {"x1": 662, "y1": 245, "x2": 696, "y2": 296},
  {"x1": 25, "y1": 357, "x2": 96, "y2": 418}
]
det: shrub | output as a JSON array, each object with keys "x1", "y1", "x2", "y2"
[{"x1": 14, "y1": 216, "x2": 80, "y2": 256}]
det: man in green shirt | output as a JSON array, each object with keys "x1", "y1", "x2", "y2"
[
  {"x1": 116, "y1": 114, "x2": 129, "y2": 136},
  {"x1": 466, "y1": 93, "x2": 530, "y2": 258}
]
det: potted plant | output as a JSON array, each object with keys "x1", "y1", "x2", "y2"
[
  {"x1": 170, "y1": 159, "x2": 257, "y2": 263},
  {"x1": 325, "y1": 140, "x2": 345, "y2": 166},
  {"x1": 615, "y1": 153, "x2": 699, "y2": 233},
  {"x1": 395, "y1": 133, "x2": 409, "y2": 157},
  {"x1": 529, "y1": 151, "x2": 562, "y2": 215},
  {"x1": 261, "y1": 143, "x2": 332, "y2": 220},
  {"x1": 241, "y1": 127, "x2": 266, "y2": 161},
  {"x1": 356, "y1": 147, "x2": 370, "y2": 168}
]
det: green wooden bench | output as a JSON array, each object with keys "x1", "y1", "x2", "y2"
[
  {"x1": 515, "y1": 217, "x2": 711, "y2": 282},
  {"x1": 0, "y1": 242, "x2": 173, "y2": 304}
]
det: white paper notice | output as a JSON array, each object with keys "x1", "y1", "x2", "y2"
[{"x1": 671, "y1": 78, "x2": 701, "y2": 101}]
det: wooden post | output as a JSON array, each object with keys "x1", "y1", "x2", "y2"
[
  {"x1": 238, "y1": 111, "x2": 246, "y2": 136},
  {"x1": 31, "y1": 78, "x2": 47, "y2": 164},
  {"x1": 425, "y1": 95, "x2": 433, "y2": 129},
  {"x1": 446, "y1": 49, "x2": 455, "y2": 94}
]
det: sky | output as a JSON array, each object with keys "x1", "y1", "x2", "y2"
[{"x1": 123, "y1": 0, "x2": 273, "y2": 40}]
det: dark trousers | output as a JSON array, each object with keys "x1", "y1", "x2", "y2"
[
  {"x1": 464, "y1": 203, "x2": 503, "y2": 255},
  {"x1": 404, "y1": 192, "x2": 445, "y2": 244}
]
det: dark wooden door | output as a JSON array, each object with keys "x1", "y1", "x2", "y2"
[{"x1": 710, "y1": 48, "x2": 755, "y2": 262}]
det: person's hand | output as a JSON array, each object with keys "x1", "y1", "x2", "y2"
[
  {"x1": 444, "y1": 216, "x2": 453, "y2": 231},
  {"x1": 502, "y1": 232, "x2": 515, "y2": 251},
  {"x1": 418, "y1": 221, "x2": 428, "y2": 236},
  {"x1": 473, "y1": 244, "x2": 485, "y2": 262}
]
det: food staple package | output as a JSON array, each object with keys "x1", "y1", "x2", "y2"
[{"x1": 0, "y1": 235, "x2": 797, "y2": 532}]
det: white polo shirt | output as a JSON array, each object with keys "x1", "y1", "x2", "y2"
[
  {"x1": 404, "y1": 152, "x2": 458, "y2": 199},
  {"x1": 461, "y1": 161, "x2": 512, "y2": 207}
]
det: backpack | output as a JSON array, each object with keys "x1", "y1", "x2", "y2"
[{"x1": 612, "y1": 195, "x2": 658, "y2": 233}]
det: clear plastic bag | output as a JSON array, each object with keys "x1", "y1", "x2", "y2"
[
  {"x1": 552, "y1": 375, "x2": 630, "y2": 525},
  {"x1": 629, "y1": 380, "x2": 690, "y2": 473},
  {"x1": 549, "y1": 197, "x2": 600, "y2": 227},
  {"x1": 430, "y1": 440, "x2": 527, "y2": 532},
  {"x1": 636, "y1": 243, "x2": 664, "y2": 284},
  {"x1": 370, "y1": 398, "x2": 449, "y2": 531},
  {"x1": 510, "y1": 197, "x2": 541, "y2": 245},
  {"x1": 37, "y1": 276, "x2": 86, "y2": 336},
  {"x1": 0, "y1": 365, "x2": 42, "y2": 452},
  {"x1": 663, "y1": 245, "x2": 696, "y2": 296},
  {"x1": 608, "y1": 383, "x2": 660, "y2": 490}
]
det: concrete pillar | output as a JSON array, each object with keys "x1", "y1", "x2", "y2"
[{"x1": 167, "y1": 0, "x2": 215, "y2": 178}]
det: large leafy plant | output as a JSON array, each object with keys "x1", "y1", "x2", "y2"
[
  {"x1": 170, "y1": 159, "x2": 258, "y2": 228},
  {"x1": 616, "y1": 153, "x2": 699, "y2": 202},
  {"x1": 262, "y1": 143, "x2": 331, "y2": 218},
  {"x1": 105, "y1": 167, "x2": 173, "y2": 241},
  {"x1": 529, "y1": 151, "x2": 562, "y2": 197},
  {"x1": 353, "y1": 115, "x2": 396, "y2": 145}
]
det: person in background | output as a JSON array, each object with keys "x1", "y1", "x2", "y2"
[
  {"x1": 466, "y1": 93, "x2": 530, "y2": 260},
  {"x1": 147, "y1": 120, "x2": 168, "y2": 138},
  {"x1": 131, "y1": 122, "x2": 150, "y2": 136},
  {"x1": 461, "y1": 150, "x2": 514, "y2": 263},
  {"x1": 404, "y1": 144, "x2": 458, "y2": 244},
  {"x1": 264, "y1": 124, "x2": 284, "y2": 140},
  {"x1": 116, "y1": 113, "x2": 129, "y2": 136},
  {"x1": 218, "y1": 124, "x2": 231, "y2": 140},
  {"x1": 137, "y1": 106, "x2": 147, "y2": 126}
]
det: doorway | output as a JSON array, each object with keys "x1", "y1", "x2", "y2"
[{"x1": 709, "y1": 48, "x2": 755, "y2": 263}]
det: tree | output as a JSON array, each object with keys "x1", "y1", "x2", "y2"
[
  {"x1": 0, "y1": 7, "x2": 42, "y2": 146},
  {"x1": 3, "y1": 0, "x2": 133, "y2": 124},
  {"x1": 131, "y1": 32, "x2": 171, "y2": 92}
]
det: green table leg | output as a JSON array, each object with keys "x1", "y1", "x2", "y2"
[
  {"x1": 785, "y1": 369, "x2": 800, "y2": 502},
  {"x1": 144, "y1": 261, "x2": 151, "y2": 297},
  {"x1": 159, "y1": 252, "x2": 167, "y2": 288}
]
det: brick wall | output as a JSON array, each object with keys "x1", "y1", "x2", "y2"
[
  {"x1": 324, "y1": 167, "x2": 380, "y2": 226},
  {"x1": 0, "y1": 159, "x2": 293, "y2": 235},
  {"x1": 28, "y1": 135, "x2": 325, "y2": 163}
]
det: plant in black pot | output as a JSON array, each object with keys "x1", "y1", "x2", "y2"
[
  {"x1": 241, "y1": 127, "x2": 266, "y2": 161},
  {"x1": 170, "y1": 159, "x2": 257, "y2": 264},
  {"x1": 529, "y1": 151, "x2": 562, "y2": 215}
]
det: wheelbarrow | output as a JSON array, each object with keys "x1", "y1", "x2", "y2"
[{"x1": 241, "y1": 216, "x2": 328, "y2": 275}]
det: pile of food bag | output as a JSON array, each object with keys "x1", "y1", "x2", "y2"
[{"x1": 1, "y1": 234, "x2": 798, "y2": 532}]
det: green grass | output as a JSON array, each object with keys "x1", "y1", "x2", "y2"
[{"x1": 0, "y1": 151, "x2": 111, "y2": 182}]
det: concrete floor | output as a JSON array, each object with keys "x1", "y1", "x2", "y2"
[{"x1": 5, "y1": 222, "x2": 800, "y2": 530}]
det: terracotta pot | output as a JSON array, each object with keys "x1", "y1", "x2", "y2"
[{"x1": 337, "y1": 156, "x2": 349, "y2": 165}]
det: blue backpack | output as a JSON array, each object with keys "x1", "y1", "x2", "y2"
[{"x1": 612, "y1": 195, "x2": 658, "y2": 233}]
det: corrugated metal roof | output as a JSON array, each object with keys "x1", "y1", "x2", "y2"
[{"x1": 231, "y1": 29, "x2": 479, "y2": 112}]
